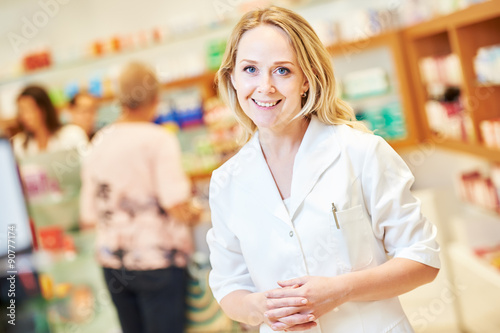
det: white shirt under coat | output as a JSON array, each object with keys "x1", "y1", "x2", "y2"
[
  {"x1": 11, "y1": 124, "x2": 88, "y2": 158},
  {"x1": 207, "y1": 116, "x2": 440, "y2": 333}
]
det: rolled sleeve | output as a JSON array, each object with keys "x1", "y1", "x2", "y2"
[
  {"x1": 207, "y1": 172, "x2": 256, "y2": 303},
  {"x1": 362, "y1": 136, "x2": 440, "y2": 269}
]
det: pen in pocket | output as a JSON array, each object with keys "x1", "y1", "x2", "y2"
[{"x1": 331, "y1": 202, "x2": 340, "y2": 229}]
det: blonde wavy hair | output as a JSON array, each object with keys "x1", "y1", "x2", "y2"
[{"x1": 217, "y1": 6, "x2": 371, "y2": 142}]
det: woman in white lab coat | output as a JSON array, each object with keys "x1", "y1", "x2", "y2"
[{"x1": 207, "y1": 6, "x2": 440, "y2": 333}]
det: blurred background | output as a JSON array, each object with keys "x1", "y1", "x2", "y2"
[{"x1": 1, "y1": 0, "x2": 500, "y2": 332}]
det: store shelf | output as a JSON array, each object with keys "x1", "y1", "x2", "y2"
[
  {"x1": 404, "y1": 0, "x2": 500, "y2": 38},
  {"x1": 163, "y1": 71, "x2": 215, "y2": 90},
  {"x1": 389, "y1": 137, "x2": 421, "y2": 150},
  {"x1": 433, "y1": 137, "x2": 500, "y2": 163},
  {"x1": 476, "y1": 82, "x2": 500, "y2": 88},
  {"x1": 98, "y1": 71, "x2": 217, "y2": 104},
  {"x1": 462, "y1": 201, "x2": 500, "y2": 219},
  {"x1": 403, "y1": 1, "x2": 500, "y2": 163},
  {"x1": 0, "y1": 24, "x2": 230, "y2": 87},
  {"x1": 189, "y1": 170, "x2": 214, "y2": 182},
  {"x1": 448, "y1": 242, "x2": 500, "y2": 290},
  {"x1": 326, "y1": 31, "x2": 400, "y2": 55}
]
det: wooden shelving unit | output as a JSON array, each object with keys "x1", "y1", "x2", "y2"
[
  {"x1": 162, "y1": 71, "x2": 217, "y2": 99},
  {"x1": 404, "y1": 0, "x2": 500, "y2": 162},
  {"x1": 98, "y1": 71, "x2": 217, "y2": 104},
  {"x1": 328, "y1": 31, "x2": 423, "y2": 150},
  {"x1": 433, "y1": 136, "x2": 500, "y2": 163}
]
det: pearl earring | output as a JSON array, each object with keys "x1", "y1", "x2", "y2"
[{"x1": 301, "y1": 92, "x2": 307, "y2": 98}]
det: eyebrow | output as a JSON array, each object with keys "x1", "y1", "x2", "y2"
[{"x1": 239, "y1": 59, "x2": 295, "y2": 66}]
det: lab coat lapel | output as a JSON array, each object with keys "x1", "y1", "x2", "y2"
[
  {"x1": 289, "y1": 117, "x2": 341, "y2": 219},
  {"x1": 234, "y1": 133, "x2": 291, "y2": 226}
]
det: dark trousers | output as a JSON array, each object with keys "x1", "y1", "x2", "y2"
[{"x1": 103, "y1": 266, "x2": 187, "y2": 333}]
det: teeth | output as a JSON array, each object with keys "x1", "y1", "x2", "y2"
[{"x1": 254, "y1": 100, "x2": 278, "y2": 107}]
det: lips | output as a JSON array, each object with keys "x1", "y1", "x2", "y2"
[{"x1": 252, "y1": 99, "x2": 282, "y2": 108}]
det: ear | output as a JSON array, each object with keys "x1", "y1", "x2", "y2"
[{"x1": 302, "y1": 78, "x2": 309, "y2": 94}]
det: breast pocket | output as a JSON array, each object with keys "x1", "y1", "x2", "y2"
[{"x1": 331, "y1": 204, "x2": 374, "y2": 272}]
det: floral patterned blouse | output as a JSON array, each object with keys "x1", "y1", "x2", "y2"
[{"x1": 80, "y1": 123, "x2": 193, "y2": 270}]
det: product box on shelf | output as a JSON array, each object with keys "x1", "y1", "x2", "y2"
[
  {"x1": 480, "y1": 118, "x2": 500, "y2": 150},
  {"x1": 456, "y1": 166, "x2": 500, "y2": 214},
  {"x1": 356, "y1": 101, "x2": 407, "y2": 141},
  {"x1": 474, "y1": 44, "x2": 500, "y2": 85},
  {"x1": 155, "y1": 88, "x2": 204, "y2": 129},
  {"x1": 342, "y1": 67, "x2": 390, "y2": 100}
]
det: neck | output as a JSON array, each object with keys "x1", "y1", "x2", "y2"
[
  {"x1": 118, "y1": 107, "x2": 153, "y2": 123},
  {"x1": 259, "y1": 117, "x2": 310, "y2": 159},
  {"x1": 33, "y1": 126, "x2": 50, "y2": 137},
  {"x1": 31, "y1": 126, "x2": 51, "y2": 151}
]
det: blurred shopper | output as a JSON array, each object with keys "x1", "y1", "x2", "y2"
[
  {"x1": 68, "y1": 92, "x2": 99, "y2": 140},
  {"x1": 0, "y1": 118, "x2": 20, "y2": 138},
  {"x1": 79, "y1": 62, "x2": 199, "y2": 333},
  {"x1": 11, "y1": 85, "x2": 88, "y2": 158}
]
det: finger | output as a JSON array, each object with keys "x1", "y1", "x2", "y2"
[
  {"x1": 266, "y1": 297, "x2": 308, "y2": 310},
  {"x1": 284, "y1": 321, "x2": 317, "y2": 332},
  {"x1": 270, "y1": 321, "x2": 288, "y2": 331},
  {"x1": 266, "y1": 287, "x2": 303, "y2": 299},
  {"x1": 268, "y1": 284, "x2": 299, "y2": 294},
  {"x1": 265, "y1": 306, "x2": 306, "y2": 320},
  {"x1": 283, "y1": 284, "x2": 300, "y2": 289},
  {"x1": 277, "y1": 277, "x2": 307, "y2": 288},
  {"x1": 279, "y1": 313, "x2": 315, "y2": 326}
]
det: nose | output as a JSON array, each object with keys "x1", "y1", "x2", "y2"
[{"x1": 257, "y1": 73, "x2": 275, "y2": 94}]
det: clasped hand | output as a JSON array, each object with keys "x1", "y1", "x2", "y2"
[{"x1": 262, "y1": 276, "x2": 347, "y2": 331}]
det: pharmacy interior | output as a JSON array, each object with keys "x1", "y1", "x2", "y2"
[{"x1": 1, "y1": 0, "x2": 500, "y2": 332}]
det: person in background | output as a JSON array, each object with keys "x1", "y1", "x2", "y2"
[
  {"x1": 11, "y1": 85, "x2": 88, "y2": 158},
  {"x1": 79, "y1": 62, "x2": 200, "y2": 333},
  {"x1": 68, "y1": 92, "x2": 99, "y2": 140},
  {"x1": 0, "y1": 118, "x2": 20, "y2": 138},
  {"x1": 207, "y1": 6, "x2": 440, "y2": 332}
]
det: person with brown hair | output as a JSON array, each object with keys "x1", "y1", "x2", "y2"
[
  {"x1": 80, "y1": 62, "x2": 199, "y2": 333},
  {"x1": 207, "y1": 7, "x2": 440, "y2": 332},
  {"x1": 68, "y1": 92, "x2": 99, "y2": 140},
  {"x1": 11, "y1": 85, "x2": 88, "y2": 158}
]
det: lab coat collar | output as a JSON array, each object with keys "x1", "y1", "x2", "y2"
[
  {"x1": 236, "y1": 116, "x2": 340, "y2": 225},
  {"x1": 289, "y1": 116, "x2": 340, "y2": 218}
]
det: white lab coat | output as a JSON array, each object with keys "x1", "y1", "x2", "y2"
[{"x1": 207, "y1": 116, "x2": 440, "y2": 333}]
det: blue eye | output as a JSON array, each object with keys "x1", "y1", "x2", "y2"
[
  {"x1": 276, "y1": 67, "x2": 290, "y2": 75},
  {"x1": 244, "y1": 66, "x2": 256, "y2": 74}
]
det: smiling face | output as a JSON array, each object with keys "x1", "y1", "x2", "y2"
[{"x1": 231, "y1": 24, "x2": 309, "y2": 134}]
